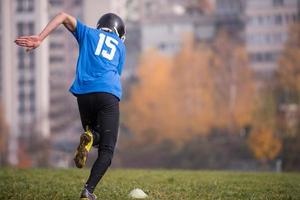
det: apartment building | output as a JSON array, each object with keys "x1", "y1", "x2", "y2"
[
  {"x1": 245, "y1": 0, "x2": 299, "y2": 74},
  {"x1": 0, "y1": 0, "x2": 49, "y2": 165}
]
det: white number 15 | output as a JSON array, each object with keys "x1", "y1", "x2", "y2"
[{"x1": 94, "y1": 33, "x2": 118, "y2": 60}]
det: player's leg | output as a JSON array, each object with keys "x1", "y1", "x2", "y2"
[
  {"x1": 83, "y1": 93, "x2": 119, "y2": 194},
  {"x1": 74, "y1": 94, "x2": 97, "y2": 168}
]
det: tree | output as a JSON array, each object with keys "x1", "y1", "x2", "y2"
[
  {"x1": 209, "y1": 31, "x2": 256, "y2": 131},
  {"x1": 248, "y1": 127, "x2": 282, "y2": 163},
  {"x1": 172, "y1": 36, "x2": 215, "y2": 136},
  {"x1": 275, "y1": 23, "x2": 300, "y2": 170},
  {"x1": 123, "y1": 32, "x2": 256, "y2": 143},
  {"x1": 0, "y1": 102, "x2": 9, "y2": 166},
  {"x1": 122, "y1": 49, "x2": 177, "y2": 143},
  {"x1": 276, "y1": 23, "x2": 300, "y2": 137},
  {"x1": 277, "y1": 23, "x2": 300, "y2": 105}
]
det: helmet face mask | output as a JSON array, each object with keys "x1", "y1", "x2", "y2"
[{"x1": 96, "y1": 13, "x2": 126, "y2": 42}]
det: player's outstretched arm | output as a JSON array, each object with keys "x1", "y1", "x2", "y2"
[{"x1": 14, "y1": 12, "x2": 76, "y2": 51}]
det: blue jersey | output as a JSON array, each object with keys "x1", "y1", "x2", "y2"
[{"x1": 70, "y1": 19, "x2": 126, "y2": 100}]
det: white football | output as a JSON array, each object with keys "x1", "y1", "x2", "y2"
[{"x1": 128, "y1": 188, "x2": 148, "y2": 199}]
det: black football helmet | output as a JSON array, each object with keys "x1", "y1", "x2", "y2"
[{"x1": 96, "y1": 13, "x2": 126, "y2": 42}]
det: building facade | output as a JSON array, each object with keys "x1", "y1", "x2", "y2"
[
  {"x1": 1, "y1": 0, "x2": 49, "y2": 165},
  {"x1": 0, "y1": 0, "x2": 3, "y2": 99},
  {"x1": 124, "y1": 0, "x2": 216, "y2": 79},
  {"x1": 48, "y1": 0, "x2": 82, "y2": 136},
  {"x1": 82, "y1": 0, "x2": 126, "y2": 27},
  {"x1": 245, "y1": 0, "x2": 299, "y2": 74},
  {"x1": 0, "y1": 0, "x2": 84, "y2": 166}
]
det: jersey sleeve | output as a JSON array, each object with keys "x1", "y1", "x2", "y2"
[
  {"x1": 72, "y1": 19, "x2": 88, "y2": 43},
  {"x1": 118, "y1": 46, "x2": 126, "y2": 75}
]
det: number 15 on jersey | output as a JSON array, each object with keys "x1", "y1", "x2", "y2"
[{"x1": 95, "y1": 33, "x2": 119, "y2": 61}]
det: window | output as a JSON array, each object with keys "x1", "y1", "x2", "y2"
[
  {"x1": 73, "y1": 0, "x2": 81, "y2": 6},
  {"x1": 292, "y1": 14, "x2": 298, "y2": 22},
  {"x1": 265, "y1": 34, "x2": 271, "y2": 44},
  {"x1": 30, "y1": 103, "x2": 35, "y2": 113},
  {"x1": 285, "y1": 14, "x2": 291, "y2": 23},
  {"x1": 18, "y1": 77, "x2": 25, "y2": 85},
  {"x1": 29, "y1": 52, "x2": 35, "y2": 70},
  {"x1": 18, "y1": 49, "x2": 25, "y2": 69},
  {"x1": 256, "y1": 53, "x2": 263, "y2": 62},
  {"x1": 17, "y1": 22, "x2": 34, "y2": 36},
  {"x1": 16, "y1": 0, "x2": 34, "y2": 12},
  {"x1": 18, "y1": 90, "x2": 25, "y2": 114},
  {"x1": 50, "y1": 42, "x2": 64, "y2": 49},
  {"x1": 16, "y1": 0, "x2": 23, "y2": 12},
  {"x1": 29, "y1": 79, "x2": 35, "y2": 87},
  {"x1": 273, "y1": 0, "x2": 284, "y2": 6},
  {"x1": 17, "y1": 22, "x2": 24, "y2": 36},
  {"x1": 145, "y1": 1, "x2": 155, "y2": 17},
  {"x1": 18, "y1": 102, "x2": 25, "y2": 114},
  {"x1": 50, "y1": 56, "x2": 64, "y2": 63},
  {"x1": 49, "y1": 0, "x2": 63, "y2": 6},
  {"x1": 258, "y1": 16, "x2": 263, "y2": 24},
  {"x1": 159, "y1": 43, "x2": 166, "y2": 50},
  {"x1": 28, "y1": 0, "x2": 34, "y2": 12},
  {"x1": 28, "y1": 22, "x2": 34, "y2": 35},
  {"x1": 29, "y1": 91, "x2": 35, "y2": 113},
  {"x1": 250, "y1": 52, "x2": 279, "y2": 63},
  {"x1": 274, "y1": 15, "x2": 283, "y2": 25}
]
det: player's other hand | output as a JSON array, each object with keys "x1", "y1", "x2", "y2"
[{"x1": 14, "y1": 35, "x2": 42, "y2": 52}]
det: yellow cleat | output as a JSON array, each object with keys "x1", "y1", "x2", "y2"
[{"x1": 74, "y1": 128, "x2": 93, "y2": 168}]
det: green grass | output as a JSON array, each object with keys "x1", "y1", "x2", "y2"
[{"x1": 0, "y1": 168, "x2": 299, "y2": 200}]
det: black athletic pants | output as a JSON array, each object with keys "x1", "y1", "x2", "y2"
[{"x1": 77, "y1": 92, "x2": 119, "y2": 193}]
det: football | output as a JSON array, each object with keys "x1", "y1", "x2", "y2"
[{"x1": 128, "y1": 188, "x2": 148, "y2": 199}]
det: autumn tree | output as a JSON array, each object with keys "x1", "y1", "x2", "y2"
[
  {"x1": 277, "y1": 23, "x2": 300, "y2": 105},
  {"x1": 248, "y1": 127, "x2": 282, "y2": 163},
  {"x1": 248, "y1": 110, "x2": 281, "y2": 165},
  {"x1": 276, "y1": 23, "x2": 300, "y2": 136},
  {"x1": 209, "y1": 31, "x2": 256, "y2": 131},
  {"x1": 120, "y1": 31, "x2": 272, "y2": 168},
  {"x1": 123, "y1": 31, "x2": 256, "y2": 144},
  {"x1": 122, "y1": 49, "x2": 177, "y2": 143},
  {"x1": 275, "y1": 23, "x2": 300, "y2": 170},
  {"x1": 172, "y1": 36, "x2": 215, "y2": 136},
  {"x1": 247, "y1": 23, "x2": 300, "y2": 166},
  {"x1": 0, "y1": 102, "x2": 9, "y2": 166}
]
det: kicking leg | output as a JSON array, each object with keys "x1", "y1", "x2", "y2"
[{"x1": 74, "y1": 94, "x2": 96, "y2": 168}]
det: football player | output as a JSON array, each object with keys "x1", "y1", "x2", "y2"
[{"x1": 15, "y1": 12, "x2": 126, "y2": 200}]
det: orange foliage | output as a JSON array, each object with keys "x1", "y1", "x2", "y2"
[
  {"x1": 209, "y1": 31, "x2": 256, "y2": 130},
  {"x1": 122, "y1": 50, "x2": 178, "y2": 142},
  {"x1": 172, "y1": 37, "x2": 215, "y2": 135},
  {"x1": 248, "y1": 127, "x2": 282, "y2": 162},
  {"x1": 277, "y1": 23, "x2": 300, "y2": 95},
  {"x1": 276, "y1": 23, "x2": 300, "y2": 137},
  {"x1": 123, "y1": 32, "x2": 256, "y2": 143}
]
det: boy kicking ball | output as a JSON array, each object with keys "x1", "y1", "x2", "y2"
[{"x1": 15, "y1": 12, "x2": 126, "y2": 200}]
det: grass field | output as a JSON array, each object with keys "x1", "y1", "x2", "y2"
[{"x1": 0, "y1": 168, "x2": 299, "y2": 200}]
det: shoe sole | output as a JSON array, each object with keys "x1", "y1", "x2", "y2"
[{"x1": 74, "y1": 133, "x2": 92, "y2": 168}]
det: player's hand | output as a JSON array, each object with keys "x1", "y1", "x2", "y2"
[{"x1": 14, "y1": 35, "x2": 42, "y2": 52}]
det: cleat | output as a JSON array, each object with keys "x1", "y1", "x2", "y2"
[
  {"x1": 74, "y1": 128, "x2": 93, "y2": 168},
  {"x1": 80, "y1": 188, "x2": 97, "y2": 200}
]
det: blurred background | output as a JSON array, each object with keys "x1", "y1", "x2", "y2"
[{"x1": 0, "y1": 0, "x2": 299, "y2": 171}]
